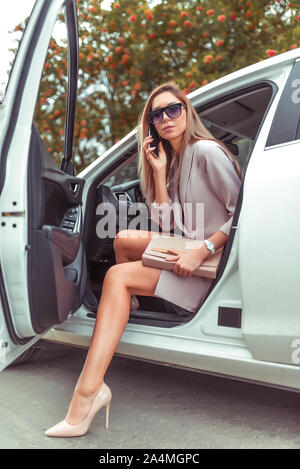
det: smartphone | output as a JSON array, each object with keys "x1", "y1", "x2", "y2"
[{"x1": 148, "y1": 124, "x2": 160, "y2": 158}]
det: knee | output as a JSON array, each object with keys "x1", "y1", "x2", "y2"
[
  {"x1": 104, "y1": 263, "x2": 125, "y2": 285},
  {"x1": 113, "y1": 229, "x2": 129, "y2": 252}
]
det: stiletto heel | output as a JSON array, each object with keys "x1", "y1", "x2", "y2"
[
  {"x1": 105, "y1": 402, "x2": 110, "y2": 430},
  {"x1": 130, "y1": 295, "x2": 140, "y2": 310},
  {"x1": 45, "y1": 382, "x2": 112, "y2": 438}
]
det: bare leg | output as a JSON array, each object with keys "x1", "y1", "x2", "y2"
[
  {"x1": 65, "y1": 260, "x2": 162, "y2": 424},
  {"x1": 113, "y1": 229, "x2": 160, "y2": 264},
  {"x1": 113, "y1": 229, "x2": 160, "y2": 309}
]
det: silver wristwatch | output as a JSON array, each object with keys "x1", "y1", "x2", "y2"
[{"x1": 204, "y1": 239, "x2": 215, "y2": 255}]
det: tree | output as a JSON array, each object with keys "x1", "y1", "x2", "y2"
[{"x1": 11, "y1": 0, "x2": 300, "y2": 172}]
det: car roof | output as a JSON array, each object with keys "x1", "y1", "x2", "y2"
[{"x1": 188, "y1": 47, "x2": 300, "y2": 101}]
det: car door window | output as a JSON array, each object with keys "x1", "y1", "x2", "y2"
[
  {"x1": 33, "y1": 6, "x2": 68, "y2": 167},
  {"x1": 266, "y1": 60, "x2": 300, "y2": 147},
  {"x1": 104, "y1": 153, "x2": 139, "y2": 188}
]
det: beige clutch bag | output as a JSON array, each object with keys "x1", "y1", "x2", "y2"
[{"x1": 142, "y1": 236, "x2": 223, "y2": 279}]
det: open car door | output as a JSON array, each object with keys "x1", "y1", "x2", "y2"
[{"x1": 0, "y1": 0, "x2": 86, "y2": 369}]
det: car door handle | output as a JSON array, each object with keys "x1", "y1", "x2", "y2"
[
  {"x1": 42, "y1": 174, "x2": 85, "y2": 205},
  {"x1": 69, "y1": 182, "x2": 79, "y2": 195}
]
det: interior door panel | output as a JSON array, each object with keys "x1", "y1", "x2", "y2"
[{"x1": 27, "y1": 124, "x2": 87, "y2": 334}]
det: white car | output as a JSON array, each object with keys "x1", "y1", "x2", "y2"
[{"x1": 0, "y1": 0, "x2": 300, "y2": 394}]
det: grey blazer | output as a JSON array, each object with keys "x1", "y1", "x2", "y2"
[{"x1": 150, "y1": 139, "x2": 241, "y2": 312}]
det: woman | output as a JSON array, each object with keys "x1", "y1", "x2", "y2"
[{"x1": 45, "y1": 82, "x2": 241, "y2": 437}]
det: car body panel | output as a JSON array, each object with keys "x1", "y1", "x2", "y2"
[{"x1": 240, "y1": 139, "x2": 300, "y2": 365}]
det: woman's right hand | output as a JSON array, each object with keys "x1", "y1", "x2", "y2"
[{"x1": 143, "y1": 137, "x2": 167, "y2": 175}]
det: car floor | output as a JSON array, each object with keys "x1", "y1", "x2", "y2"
[{"x1": 84, "y1": 262, "x2": 195, "y2": 328}]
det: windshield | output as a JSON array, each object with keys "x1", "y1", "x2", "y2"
[{"x1": 0, "y1": 0, "x2": 36, "y2": 102}]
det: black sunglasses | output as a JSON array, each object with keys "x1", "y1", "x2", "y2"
[{"x1": 147, "y1": 102, "x2": 186, "y2": 125}]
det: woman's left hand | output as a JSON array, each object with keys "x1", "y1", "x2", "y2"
[{"x1": 165, "y1": 249, "x2": 205, "y2": 278}]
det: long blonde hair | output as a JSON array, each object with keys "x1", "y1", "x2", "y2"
[{"x1": 137, "y1": 81, "x2": 241, "y2": 204}]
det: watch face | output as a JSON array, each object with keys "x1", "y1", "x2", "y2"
[{"x1": 205, "y1": 240, "x2": 215, "y2": 253}]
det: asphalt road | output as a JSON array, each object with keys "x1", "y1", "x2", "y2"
[{"x1": 0, "y1": 341, "x2": 299, "y2": 450}]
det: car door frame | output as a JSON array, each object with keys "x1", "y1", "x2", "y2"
[
  {"x1": 0, "y1": 0, "x2": 78, "y2": 192},
  {"x1": 0, "y1": 0, "x2": 80, "y2": 367}
]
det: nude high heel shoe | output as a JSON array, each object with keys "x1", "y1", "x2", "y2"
[
  {"x1": 130, "y1": 295, "x2": 140, "y2": 310},
  {"x1": 44, "y1": 382, "x2": 112, "y2": 438}
]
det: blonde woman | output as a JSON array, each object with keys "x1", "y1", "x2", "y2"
[{"x1": 45, "y1": 82, "x2": 241, "y2": 437}]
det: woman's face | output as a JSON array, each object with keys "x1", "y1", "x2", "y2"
[{"x1": 151, "y1": 91, "x2": 187, "y2": 145}]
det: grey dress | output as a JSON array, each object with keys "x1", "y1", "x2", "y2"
[{"x1": 150, "y1": 139, "x2": 241, "y2": 312}]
